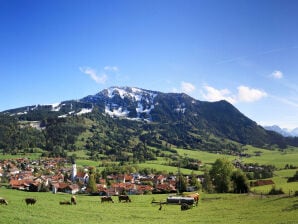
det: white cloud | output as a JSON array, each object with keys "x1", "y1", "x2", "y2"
[
  {"x1": 79, "y1": 66, "x2": 108, "y2": 84},
  {"x1": 202, "y1": 85, "x2": 236, "y2": 104},
  {"x1": 181, "y1": 82, "x2": 196, "y2": 94},
  {"x1": 104, "y1": 66, "x2": 119, "y2": 72},
  {"x1": 237, "y1": 86, "x2": 268, "y2": 102},
  {"x1": 202, "y1": 85, "x2": 267, "y2": 104},
  {"x1": 271, "y1": 70, "x2": 283, "y2": 79}
]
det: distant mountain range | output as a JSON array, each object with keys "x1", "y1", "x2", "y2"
[
  {"x1": 1, "y1": 86, "x2": 297, "y2": 158},
  {"x1": 263, "y1": 125, "x2": 298, "y2": 137}
]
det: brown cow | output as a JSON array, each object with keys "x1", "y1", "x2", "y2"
[
  {"x1": 25, "y1": 198, "x2": 36, "y2": 205},
  {"x1": 101, "y1": 196, "x2": 114, "y2": 203},
  {"x1": 71, "y1": 195, "x2": 76, "y2": 205},
  {"x1": 0, "y1": 198, "x2": 8, "y2": 205},
  {"x1": 118, "y1": 195, "x2": 131, "y2": 203},
  {"x1": 187, "y1": 193, "x2": 199, "y2": 206}
]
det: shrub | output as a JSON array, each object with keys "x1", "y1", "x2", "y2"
[{"x1": 268, "y1": 186, "x2": 284, "y2": 195}]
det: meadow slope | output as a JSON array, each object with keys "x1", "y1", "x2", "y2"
[{"x1": 0, "y1": 188, "x2": 297, "y2": 224}]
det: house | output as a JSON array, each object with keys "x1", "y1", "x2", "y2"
[
  {"x1": 9, "y1": 167, "x2": 20, "y2": 176},
  {"x1": 65, "y1": 184, "x2": 80, "y2": 194},
  {"x1": 9, "y1": 179, "x2": 33, "y2": 191},
  {"x1": 153, "y1": 183, "x2": 177, "y2": 194},
  {"x1": 136, "y1": 184, "x2": 153, "y2": 194},
  {"x1": 52, "y1": 182, "x2": 69, "y2": 193},
  {"x1": 154, "y1": 175, "x2": 166, "y2": 185}
]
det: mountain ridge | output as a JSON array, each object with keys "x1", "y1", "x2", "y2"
[
  {"x1": 263, "y1": 125, "x2": 298, "y2": 137},
  {"x1": 1, "y1": 86, "x2": 295, "y2": 159}
]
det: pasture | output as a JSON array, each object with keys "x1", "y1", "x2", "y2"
[
  {"x1": 0, "y1": 188, "x2": 297, "y2": 224},
  {"x1": 251, "y1": 169, "x2": 298, "y2": 194}
]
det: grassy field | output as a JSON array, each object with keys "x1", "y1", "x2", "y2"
[
  {"x1": 0, "y1": 187, "x2": 297, "y2": 224},
  {"x1": 242, "y1": 146, "x2": 298, "y2": 169},
  {"x1": 251, "y1": 169, "x2": 298, "y2": 194},
  {"x1": 1, "y1": 146, "x2": 298, "y2": 223}
]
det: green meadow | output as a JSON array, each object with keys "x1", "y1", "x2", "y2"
[
  {"x1": 0, "y1": 187, "x2": 297, "y2": 224},
  {"x1": 1, "y1": 146, "x2": 298, "y2": 223}
]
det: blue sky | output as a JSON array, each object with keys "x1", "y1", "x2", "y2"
[{"x1": 1, "y1": 0, "x2": 298, "y2": 129}]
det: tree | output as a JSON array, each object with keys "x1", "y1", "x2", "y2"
[
  {"x1": 87, "y1": 173, "x2": 98, "y2": 193},
  {"x1": 287, "y1": 171, "x2": 298, "y2": 182},
  {"x1": 87, "y1": 167, "x2": 98, "y2": 193},
  {"x1": 209, "y1": 158, "x2": 234, "y2": 193},
  {"x1": 176, "y1": 174, "x2": 187, "y2": 193},
  {"x1": 189, "y1": 171, "x2": 202, "y2": 191},
  {"x1": 202, "y1": 170, "x2": 213, "y2": 193},
  {"x1": 231, "y1": 170, "x2": 249, "y2": 193}
]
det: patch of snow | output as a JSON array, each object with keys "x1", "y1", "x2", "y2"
[
  {"x1": 31, "y1": 105, "x2": 38, "y2": 111},
  {"x1": 136, "y1": 103, "x2": 144, "y2": 114},
  {"x1": 134, "y1": 94, "x2": 142, "y2": 101},
  {"x1": 107, "y1": 87, "x2": 127, "y2": 99},
  {"x1": 175, "y1": 108, "x2": 186, "y2": 113},
  {"x1": 105, "y1": 106, "x2": 129, "y2": 117},
  {"x1": 76, "y1": 108, "x2": 93, "y2": 115},
  {"x1": 51, "y1": 102, "x2": 60, "y2": 108},
  {"x1": 137, "y1": 104, "x2": 154, "y2": 114},
  {"x1": 51, "y1": 103, "x2": 61, "y2": 112},
  {"x1": 58, "y1": 114, "x2": 68, "y2": 118},
  {"x1": 131, "y1": 87, "x2": 142, "y2": 93},
  {"x1": 103, "y1": 87, "x2": 157, "y2": 121},
  {"x1": 17, "y1": 111, "x2": 28, "y2": 115}
]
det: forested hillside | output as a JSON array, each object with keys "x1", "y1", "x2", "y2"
[{"x1": 1, "y1": 87, "x2": 298, "y2": 162}]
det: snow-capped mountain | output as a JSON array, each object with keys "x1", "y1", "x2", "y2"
[
  {"x1": 81, "y1": 87, "x2": 158, "y2": 121},
  {"x1": 1, "y1": 86, "x2": 291, "y2": 149},
  {"x1": 263, "y1": 125, "x2": 298, "y2": 137}
]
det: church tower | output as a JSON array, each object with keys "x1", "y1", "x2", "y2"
[{"x1": 71, "y1": 159, "x2": 77, "y2": 182}]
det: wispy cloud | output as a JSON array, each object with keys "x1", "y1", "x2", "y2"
[
  {"x1": 202, "y1": 85, "x2": 267, "y2": 104},
  {"x1": 271, "y1": 70, "x2": 283, "y2": 79},
  {"x1": 79, "y1": 67, "x2": 107, "y2": 84},
  {"x1": 270, "y1": 95, "x2": 298, "y2": 108},
  {"x1": 104, "y1": 66, "x2": 119, "y2": 72},
  {"x1": 216, "y1": 46, "x2": 295, "y2": 65},
  {"x1": 181, "y1": 82, "x2": 196, "y2": 94}
]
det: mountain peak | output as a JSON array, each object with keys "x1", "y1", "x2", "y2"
[{"x1": 263, "y1": 125, "x2": 298, "y2": 137}]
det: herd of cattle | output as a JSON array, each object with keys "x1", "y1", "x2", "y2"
[
  {"x1": 0, "y1": 197, "x2": 37, "y2": 205},
  {"x1": 0, "y1": 193, "x2": 199, "y2": 211},
  {"x1": 100, "y1": 195, "x2": 131, "y2": 203},
  {"x1": 0, "y1": 195, "x2": 131, "y2": 206}
]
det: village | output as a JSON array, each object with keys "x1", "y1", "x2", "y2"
[{"x1": 0, "y1": 157, "x2": 202, "y2": 196}]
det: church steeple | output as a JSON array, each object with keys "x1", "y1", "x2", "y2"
[{"x1": 71, "y1": 158, "x2": 77, "y2": 182}]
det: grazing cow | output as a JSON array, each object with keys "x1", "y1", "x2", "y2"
[
  {"x1": 0, "y1": 198, "x2": 8, "y2": 205},
  {"x1": 71, "y1": 196, "x2": 77, "y2": 205},
  {"x1": 181, "y1": 203, "x2": 191, "y2": 211},
  {"x1": 60, "y1": 201, "x2": 71, "y2": 205},
  {"x1": 118, "y1": 195, "x2": 131, "y2": 203},
  {"x1": 101, "y1": 196, "x2": 114, "y2": 203},
  {"x1": 25, "y1": 198, "x2": 36, "y2": 205}
]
